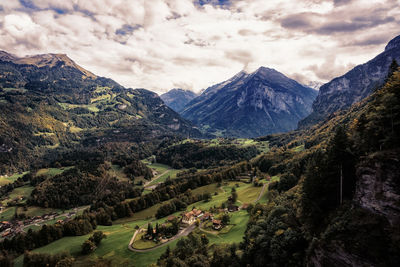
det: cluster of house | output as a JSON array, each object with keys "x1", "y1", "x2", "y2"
[
  {"x1": 181, "y1": 208, "x2": 224, "y2": 230},
  {"x1": 0, "y1": 211, "x2": 76, "y2": 239}
]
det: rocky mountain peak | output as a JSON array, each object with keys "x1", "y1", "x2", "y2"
[
  {"x1": 0, "y1": 51, "x2": 96, "y2": 79},
  {"x1": 181, "y1": 67, "x2": 318, "y2": 137},
  {"x1": 384, "y1": 35, "x2": 400, "y2": 51}
]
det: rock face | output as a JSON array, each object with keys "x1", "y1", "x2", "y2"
[
  {"x1": 300, "y1": 35, "x2": 400, "y2": 127},
  {"x1": 355, "y1": 151, "x2": 400, "y2": 226},
  {"x1": 309, "y1": 151, "x2": 400, "y2": 267},
  {"x1": 181, "y1": 67, "x2": 317, "y2": 138},
  {"x1": 160, "y1": 88, "x2": 198, "y2": 112}
]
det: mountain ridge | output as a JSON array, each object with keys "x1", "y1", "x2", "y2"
[
  {"x1": 0, "y1": 50, "x2": 202, "y2": 173},
  {"x1": 160, "y1": 88, "x2": 198, "y2": 112},
  {"x1": 181, "y1": 67, "x2": 317, "y2": 137},
  {"x1": 300, "y1": 34, "x2": 400, "y2": 127}
]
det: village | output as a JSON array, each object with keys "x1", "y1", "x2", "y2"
[
  {"x1": 0, "y1": 208, "x2": 84, "y2": 239},
  {"x1": 132, "y1": 199, "x2": 250, "y2": 250}
]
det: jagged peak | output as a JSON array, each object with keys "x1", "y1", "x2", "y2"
[{"x1": 385, "y1": 35, "x2": 400, "y2": 51}]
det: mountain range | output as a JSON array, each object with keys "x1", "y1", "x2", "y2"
[{"x1": 179, "y1": 67, "x2": 317, "y2": 137}]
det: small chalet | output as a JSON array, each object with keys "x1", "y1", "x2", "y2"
[
  {"x1": 202, "y1": 212, "x2": 213, "y2": 221},
  {"x1": 181, "y1": 209, "x2": 203, "y2": 225},
  {"x1": 212, "y1": 219, "x2": 222, "y2": 230},
  {"x1": 228, "y1": 205, "x2": 239, "y2": 212}
]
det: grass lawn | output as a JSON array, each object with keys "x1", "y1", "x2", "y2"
[
  {"x1": 132, "y1": 232, "x2": 158, "y2": 249},
  {"x1": 0, "y1": 171, "x2": 29, "y2": 186}
]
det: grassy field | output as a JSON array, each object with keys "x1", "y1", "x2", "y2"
[
  {"x1": 0, "y1": 206, "x2": 15, "y2": 221},
  {"x1": 14, "y1": 220, "x2": 179, "y2": 267},
  {"x1": 146, "y1": 163, "x2": 170, "y2": 173},
  {"x1": 2, "y1": 185, "x2": 34, "y2": 206},
  {"x1": 36, "y1": 167, "x2": 72, "y2": 177},
  {"x1": 0, "y1": 171, "x2": 29, "y2": 186},
  {"x1": 108, "y1": 165, "x2": 130, "y2": 182},
  {"x1": 205, "y1": 210, "x2": 249, "y2": 244},
  {"x1": 132, "y1": 232, "x2": 157, "y2": 249},
  {"x1": 236, "y1": 184, "x2": 263, "y2": 203},
  {"x1": 11, "y1": 182, "x2": 256, "y2": 267},
  {"x1": 148, "y1": 169, "x2": 180, "y2": 186}
]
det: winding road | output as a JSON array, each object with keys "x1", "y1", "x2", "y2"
[{"x1": 128, "y1": 224, "x2": 196, "y2": 252}]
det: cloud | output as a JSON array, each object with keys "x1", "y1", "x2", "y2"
[
  {"x1": 306, "y1": 55, "x2": 356, "y2": 81},
  {"x1": 0, "y1": 0, "x2": 399, "y2": 93},
  {"x1": 333, "y1": 0, "x2": 352, "y2": 7}
]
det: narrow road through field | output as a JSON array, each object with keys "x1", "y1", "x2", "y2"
[
  {"x1": 254, "y1": 183, "x2": 267, "y2": 203},
  {"x1": 128, "y1": 224, "x2": 196, "y2": 252},
  {"x1": 143, "y1": 169, "x2": 170, "y2": 188}
]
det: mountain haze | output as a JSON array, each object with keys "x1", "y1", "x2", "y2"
[
  {"x1": 300, "y1": 34, "x2": 400, "y2": 127},
  {"x1": 160, "y1": 88, "x2": 198, "y2": 112},
  {"x1": 181, "y1": 67, "x2": 317, "y2": 137}
]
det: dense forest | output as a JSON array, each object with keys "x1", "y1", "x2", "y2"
[{"x1": 156, "y1": 141, "x2": 259, "y2": 169}]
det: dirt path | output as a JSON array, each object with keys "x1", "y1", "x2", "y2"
[
  {"x1": 254, "y1": 183, "x2": 267, "y2": 203},
  {"x1": 128, "y1": 224, "x2": 196, "y2": 252},
  {"x1": 143, "y1": 169, "x2": 170, "y2": 188}
]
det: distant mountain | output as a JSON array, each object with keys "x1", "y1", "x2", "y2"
[
  {"x1": 160, "y1": 88, "x2": 198, "y2": 112},
  {"x1": 0, "y1": 51, "x2": 201, "y2": 173},
  {"x1": 303, "y1": 81, "x2": 323, "y2": 91},
  {"x1": 181, "y1": 67, "x2": 318, "y2": 138},
  {"x1": 300, "y1": 34, "x2": 400, "y2": 127}
]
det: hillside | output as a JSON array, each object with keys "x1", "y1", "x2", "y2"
[
  {"x1": 300, "y1": 34, "x2": 400, "y2": 127},
  {"x1": 181, "y1": 67, "x2": 317, "y2": 138},
  {"x1": 0, "y1": 51, "x2": 201, "y2": 174},
  {"x1": 160, "y1": 89, "x2": 198, "y2": 112}
]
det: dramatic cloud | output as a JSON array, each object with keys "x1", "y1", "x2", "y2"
[{"x1": 0, "y1": 0, "x2": 399, "y2": 93}]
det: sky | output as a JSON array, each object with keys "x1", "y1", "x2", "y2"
[{"x1": 0, "y1": 0, "x2": 399, "y2": 94}]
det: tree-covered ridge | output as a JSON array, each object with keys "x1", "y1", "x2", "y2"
[
  {"x1": 0, "y1": 53, "x2": 202, "y2": 174},
  {"x1": 155, "y1": 141, "x2": 259, "y2": 169}
]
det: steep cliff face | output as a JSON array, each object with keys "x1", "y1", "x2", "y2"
[
  {"x1": 181, "y1": 67, "x2": 317, "y2": 137},
  {"x1": 300, "y1": 35, "x2": 400, "y2": 127},
  {"x1": 355, "y1": 151, "x2": 400, "y2": 226},
  {"x1": 308, "y1": 151, "x2": 400, "y2": 267}
]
